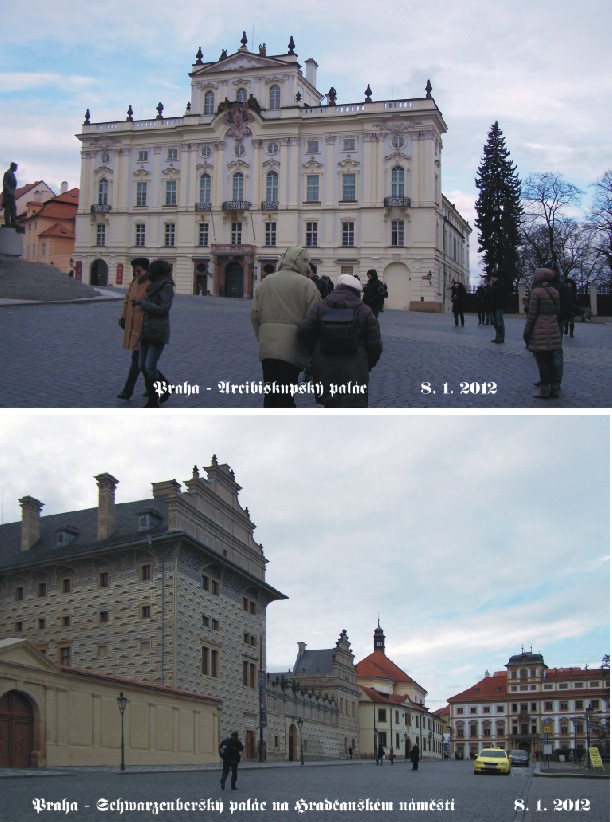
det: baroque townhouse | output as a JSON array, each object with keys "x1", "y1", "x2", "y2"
[
  {"x1": 448, "y1": 651, "x2": 610, "y2": 760},
  {"x1": 356, "y1": 622, "x2": 443, "y2": 760},
  {"x1": 0, "y1": 457, "x2": 286, "y2": 766},
  {"x1": 74, "y1": 31, "x2": 470, "y2": 310}
]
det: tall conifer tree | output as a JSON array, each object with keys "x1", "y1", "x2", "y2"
[{"x1": 474, "y1": 122, "x2": 523, "y2": 287}]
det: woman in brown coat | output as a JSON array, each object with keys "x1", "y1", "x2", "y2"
[{"x1": 523, "y1": 268, "x2": 562, "y2": 399}]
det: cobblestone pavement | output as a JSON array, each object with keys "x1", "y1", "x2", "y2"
[
  {"x1": 0, "y1": 759, "x2": 609, "y2": 822},
  {"x1": 0, "y1": 296, "x2": 610, "y2": 408}
]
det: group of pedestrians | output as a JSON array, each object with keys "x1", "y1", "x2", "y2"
[
  {"x1": 116, "y1": 256, "x2": 174, "y2": 408},
  {"x1": 114, "y1": 249, "x2": 585, "y2": 408}
]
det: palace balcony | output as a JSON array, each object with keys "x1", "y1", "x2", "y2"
[
  {"x1": 261, "y1": 200, "x2": 279, "y2": 211},
  {"x1": 195, "y1": 202, "x2": 212, "y2": 211},
  {"x1": 384, "y1": 196, "x2": 411, "y2": 208},
  {"x1": 222, "y1": 200, "x2": 251, "y2": 211},
  {"x1": 90, "y1": 204, "x2": 112, "y2": 213}
]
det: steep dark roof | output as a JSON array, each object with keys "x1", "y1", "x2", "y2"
[
  {"x1": 0, "y1": 497, "x2": 169, "y2": 572},
  {"x1": 294, "y1": 648, "x2": 334, "y2": 676}
]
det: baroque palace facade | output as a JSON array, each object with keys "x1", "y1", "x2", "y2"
[
  {"x1": 73, "y1": 32, "x2": 470, "y2": 310},
  {"x1": 448, "y1": 650, "x2": 610, "y2": 760}
]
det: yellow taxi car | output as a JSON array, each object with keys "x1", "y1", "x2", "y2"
[{"x1": 473, "y1": 747, "x2": 511, "y2": 775}]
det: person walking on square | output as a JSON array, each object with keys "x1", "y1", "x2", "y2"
[
  {"x1": 132, "y1": 259, "x2": 174, "y2": 408},
  {"x1": 410, "y1": 744, "x2": 420, "y2": 771},
  {"x1": 450, "y1": 279, "x2": 467, "y2": 326},
  {"x1": 251, "y1": 246, "x2": 320, "y2": 408},
  {"x1": 117, "y1": 258, "x2": 150, "y2": 401},
  {"x1": 297, "y1": 274, "x2": 382, "y2": 408},
  {"x1": 523, "y1": 267, "x2": 562, "y2": 399},
  {"x1": 219, "y1": 731, "x2": 244, "y2": 790},
  {"x1": 487, "y1": 273, "x2": 506, "y2": 342},
  {"x1": 377, "y1": 743, "x2": 385, "y2": 765}
]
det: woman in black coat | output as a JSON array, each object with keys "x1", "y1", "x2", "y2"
[
  {"x1": 410, "y1": 744, "x2": 420, "y2": 770},
  {"x1": 297, "y1": 274, "x2": 382, "y2": 408},
  {"x1": 133, "y1": 259, "x2": 174, "y2": 407}
]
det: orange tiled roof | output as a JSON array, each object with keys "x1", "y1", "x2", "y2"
[
  {"x1": 448, "y1": 671, "x2": 508, "y2": 703},
  {"x1": 38, "y1": 222, "x2": 75, "y2": 239},
  {"x1": 360, "y1": 685, "x2": 412, "y2": 706},
  {"x1": 356, "y1": 649, "x2": 415, "y2": 684}
]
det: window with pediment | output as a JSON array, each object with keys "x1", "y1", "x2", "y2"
[
  {"x1": 269, "y1": 84, "x2": 281, "y2": 109},
  {"x1": 204, "y1": 91, "x2": 215, "y2": 115}
]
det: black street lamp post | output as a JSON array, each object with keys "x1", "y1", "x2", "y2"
[
  {"x1": 297, "y1": 718, "x2": 304, "y2": 766},
  {"x1": 117, "y1": 692, "x2": 128, "y2": 771}
]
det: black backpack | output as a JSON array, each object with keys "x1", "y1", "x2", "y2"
[
  {"x1": 319, "y1": 300, "x2": 360, "y2": 355},
  {"x1": 378, "y1": 281, "x2": 388, "y2": 298}
]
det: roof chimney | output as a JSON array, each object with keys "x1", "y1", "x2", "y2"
[
  {"x1": 19, "y1": 495, "x2": 44, "y2": 551},
  {"x1": 305, "y1": 58, "x2": 318, "y2": 87},
  {"x1": 60, "y1": 181, "x2": 68, "y2": 194},
  {"x1": 94, "y1": 473, "x2": 119, "y2": 540}
]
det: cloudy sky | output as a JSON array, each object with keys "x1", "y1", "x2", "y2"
[
  {"x1": 0, "y1": 412, "x2": 608, "y2": 708},
  {"x1": 1, "y1": 0, "x2": 610, "y2": 279}
]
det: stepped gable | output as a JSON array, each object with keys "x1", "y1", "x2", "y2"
[{"x1": 0, "y1": 256, "x2": 100, "y2": 301}]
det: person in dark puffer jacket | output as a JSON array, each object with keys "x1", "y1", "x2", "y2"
[
  {"x1": 523, "y1": 268, "x2": 562, "y2": 399},
  {"x1": 298, "y1": 274, "x2": 382, "y2": 407}
]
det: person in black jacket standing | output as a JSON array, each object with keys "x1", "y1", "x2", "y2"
[
  {"x1": 219, "y1": 731, "x2": 244, "y2": 790},
  {"x1": 132, "y1": 259, "x2": 174, "y2": 407},
  {"x1": 362, "y1": 269, "x2": 384, "y2": 317}
]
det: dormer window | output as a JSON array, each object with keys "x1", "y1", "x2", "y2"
[
  {"x1": 137, "y1": 509, "x2": 161, "y2": 532},
  {"x1": 55, "y1": 527, "x2": 78, "y2": 547}
]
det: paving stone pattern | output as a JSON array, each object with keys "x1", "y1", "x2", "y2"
[
  {"x1": 0, "y1": 759, "x2": 609, "y2": 822},
  {"x1": 0, "y1": 296, "x2": 610, "y2": 408}
]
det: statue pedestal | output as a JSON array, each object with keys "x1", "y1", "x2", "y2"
[{"x1": 0, "y1": 226, "x2": 23, "y2": 257}]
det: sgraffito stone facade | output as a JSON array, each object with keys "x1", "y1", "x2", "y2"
[{"x1": 0, "y1": 458, "x2": 286, "y2": 757}]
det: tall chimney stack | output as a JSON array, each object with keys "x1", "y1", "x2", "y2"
[
  {"x1": 95, "y1": 473, "x2": 119, "y2": 540},
  {"x1": 19, "y1": 496, "x2": 44, "y2": 551}
]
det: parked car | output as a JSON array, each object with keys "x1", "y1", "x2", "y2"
[
  {"x1": 509, "y1": 749, "x2": 530, "y2": 767},
  {"x1": 473, "y1": 747, "x2": 511, "y2": 775}
]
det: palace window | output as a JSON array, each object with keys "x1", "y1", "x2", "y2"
[
  {"x1": 99, "y1": 571, "x2": 110, "y2": 588},
  {"x1": 305, "y1": 221, "x2": 318, "y2": 247},
  {"x1": 341, "y1": 173, "x2": 356, "y2": 202},
  {"x1": 265, "y1": 222, "x2": 276, "y2": 247},
  {"x1": 269, "y1": 84, "x2": 281, "y2": 109},
  {"x1": 236, "y1": 87, "x2": 247, "y2": 103},
  {"x1": 265, "y1": 170, "x2": 278, "y2": 202},
  {"x1": 135, "y1": 223, "x2": 145, "y2": 247},
  {"x1": 137, "y1": 150, "x2": 149, "y2": 162},
  {"x1": 231, "y1": 222, "x2": 242, "y2": 245},
  {"x1": 136, "y1": 182, "x2": 147, "y2": 207},
  {"x1": 199, "y1": 174, "x2": 212, "y2": 204},
  {"x1": 164, "y1": 223, "x2": 175, "y2": 246},
  {"x1": 198, "y1": 222, "x2": 209, "y2": 247},
  {"x1": 96, "y1": 224, "x2": 106, "y2": 247},
  {"x1": 243, "y1": 661, "x2": 257, "y2": 688},
  {"x1": 98, "y1": 177, "x2": 109, "y2": 206},
  {"x1": 391, "y1": 220, "x2": 404, "y2": 246},
  {"x1": 306, "y1": 175, "x2": 319, "y2": 202},
  {"x1": 167, "y1": 148, "x2": 178, "y2": 161},
  {"x1": 202, "y1": 645, "x2": 219, "y2": 677},
  {"x1": 341, "y1": 221, "x2": 355, "y2": 247},
  {"x1": 232, "y1": 172, "x2": 244, "y2": 200},
  {"x1": 204, "y1": 91, "x2": 215, "y2": 115},
  {"x1": 164, "y1": 180, "x2": 177, "y2": 206},
  {"x1": 306, "y1": 139, "x2": 319, "y2": 154},
  {"x1": 391, "y1": 166, "x2": 405, "y2": 197}
]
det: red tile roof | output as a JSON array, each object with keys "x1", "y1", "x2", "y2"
[
  {"x1": 359, "y1": 685, "x2": 412, "y2": 707},
  {"x1": 38, "y1": 222, "x2": 75, "y2": 239},
  {"x1": 448, "y1": 671, "x2": 508, "y2": 703},
  {"x1": 356, "y1": 649, "x2": 416, "y2": 684}
]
